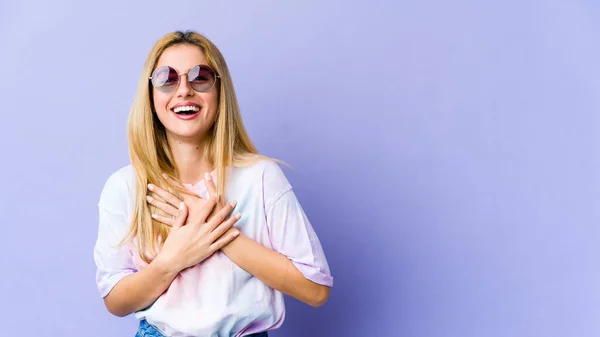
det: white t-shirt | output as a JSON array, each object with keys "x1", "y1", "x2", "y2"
[{"x1": 93, "y1": 159, "x2": 333, "y2": 337}]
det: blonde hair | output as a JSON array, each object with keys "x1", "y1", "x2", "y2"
[{"x1": 123, "y1": 30, "x2": 270, "y2": 263}]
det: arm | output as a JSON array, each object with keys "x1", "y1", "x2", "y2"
[
  {"x1": 210, "y1": 164, "x2": 332, "y2": 307},
  {"x1": 144, "y1": 168, "x2": 334, "y2": 307},
  {"x1": 221, "y1": 233, "x2": 330, "y2": 307},
  {"x1": 96, "y1": 171, "x2": 240, "y2": 317},
  {"x1": 102, "y1": 258, "x2": 178, "y2": 317}
]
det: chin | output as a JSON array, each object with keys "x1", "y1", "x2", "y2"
[{"x1": 165, "y1": 126, "x2": 209, "y2": 140}]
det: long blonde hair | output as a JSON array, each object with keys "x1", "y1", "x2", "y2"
[{"x1": 123, "y1": 30, "x2": 269, "y2": 263}]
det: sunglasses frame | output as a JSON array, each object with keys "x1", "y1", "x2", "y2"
[{"x1": 149, "y1": 64, "x2": 220, "y2": 93}]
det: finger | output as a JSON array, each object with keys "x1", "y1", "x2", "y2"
[
  {"x1": 210, "y1": 212, "x2": 241, "y2": 241},
  {"x1": 148, "y1": 183, "x2": 183, "y2": 208},
  {"x1": 210, "y1": 228, "x2": 240, "y2": 252},
  {"x1": 147, "y1": 195, "x2": 179, "y2": 217},
  {"x1": 172, "y1": 202, "x2": 188, "y2": 229},
  {"x1": 149, "y1": 192, "x2": 167, "y2": 203},
  {"x1": 206, "y1": 200, "x2": 237, "y2": 231},
  {"x1": 196, "y1": 195, "x2": 218, "y2": 223},
  {"x1": 204, "y1": 172, "x2": 218, "y2": 201},
  {"x1": 150, "y1": 213, "x2": 177, "y2": 227}
]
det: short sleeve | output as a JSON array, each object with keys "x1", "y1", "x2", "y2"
[
  {"x1": 93, "y1": 168, "x2": 138, "y2": 297},
  {"x1": 262, "y1": 162, "x2": 334, "y2": 287}
]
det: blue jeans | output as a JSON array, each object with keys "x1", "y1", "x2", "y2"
[{"x1": 135, "y1": 319, "x2": 269, "y2": 337}]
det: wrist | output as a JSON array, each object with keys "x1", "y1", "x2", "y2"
[{"x1": 152, "y1": 254, "x2": 181, "y2": 276}]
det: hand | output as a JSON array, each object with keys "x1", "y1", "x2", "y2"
[
  {"x1": 202, "y1": 172, "x2": 225, "y2": 220},
  {"x1": 146, "y1": 180, "x2": 241, "y2": 272},
  {"x1": 202, "y1": 172, "x2": 242, "y2": 241},
  {"x1": 147, "y1": 173, "x2": 219, "y2": 227}
]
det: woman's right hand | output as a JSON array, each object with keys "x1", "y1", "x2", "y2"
[{"x1": 151, "y1": 192, "x2": 242, "y2": 273}]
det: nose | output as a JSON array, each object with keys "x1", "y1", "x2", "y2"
[{"x1": 175, "y1": 74, "x2": 194, "y2": 97}]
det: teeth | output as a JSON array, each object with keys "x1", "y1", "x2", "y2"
[{"x1": 173, "y1": 105, "x2": 200, "y2": 113}]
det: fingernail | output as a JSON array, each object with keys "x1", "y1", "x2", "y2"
[
  {"x1": 205, "y1": 172, "x2": 212, "y2": 181},
  {"x1": 146, "y1": 195, "x2": 153, "y2": 202},
  {"x1": 230, "y1": 200, "x2": 237, "y2": 208},
  {"x1": 151, "y1": 214, "x2": 158, "y2": 219},
  {"x1": 179, "y1": 202, "x2": 185, "y2": 210},
  {"x1": 148, "y1": 184, "x2": 154, "y2": 191},
  {"x1": 233, "y1": 231, "x2": 240, "y2": 237},
  {"x1": 235, "y1": 213, "x2": 242, "y2": 219}
]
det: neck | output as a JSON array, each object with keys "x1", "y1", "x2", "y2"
[{"x1": 166, "y1": 134, "x2": 213, "y2": 185}]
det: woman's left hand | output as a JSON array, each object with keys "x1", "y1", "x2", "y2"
[
  {"x1": 200, "y1": 172, "x2": 227, "y2": 221},
  {"x1": 147, "y1": 173, "x2": 234, "y2": 234}
]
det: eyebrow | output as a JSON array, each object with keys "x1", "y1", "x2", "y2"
[
  {"x1": 155, "y1": 66, "x2": 190, "y2": 73},
  {"x1": 156, "y1": 63, "x2": 206, "y2": 70}
]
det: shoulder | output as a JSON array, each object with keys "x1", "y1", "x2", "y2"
[
  {"x1": 98, "y1": 164, "x2": 136, "y2": 215},
  {"x1": 231, "y1": 157, "x2": 291, "y2": 188},
  {"x1": 230, "y1": 157, "x2": 293, "y2": 208}
]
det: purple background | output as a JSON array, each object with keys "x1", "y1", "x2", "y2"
[{"x1": 1, "y1": 1, "x2": 599, "y2": 336}]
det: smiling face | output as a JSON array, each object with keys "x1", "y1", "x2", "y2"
[{"x1": 152, "y1": 44, "x2": 219, "y2": 142}]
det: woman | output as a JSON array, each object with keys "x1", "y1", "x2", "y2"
[{"x1": 93, "y1": 30, "x2": 334, "y2": 337}]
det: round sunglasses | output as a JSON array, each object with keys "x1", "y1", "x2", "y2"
[{"x1": 149, "y1": 64, "x2": 220, "y2": 93}]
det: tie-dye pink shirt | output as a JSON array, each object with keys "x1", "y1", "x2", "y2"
[{"x1": 93, "y1": 160, "x2": 333, "y2": 336}]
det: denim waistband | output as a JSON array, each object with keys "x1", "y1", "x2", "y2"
[{"x1": 136, "y1": 319, "x2": 269, "y2": 337}]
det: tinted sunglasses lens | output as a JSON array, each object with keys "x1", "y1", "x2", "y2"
[
  {"x1": 188, "y1": 65, "x2": 216, "y2": 92},
  {"x1": 151, "y1": 66, "x2": 178, "y2": 91}
]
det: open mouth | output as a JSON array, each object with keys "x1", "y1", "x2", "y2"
[{"x1": 172, "y1": 105, "x2": 201, "y2": 115}]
